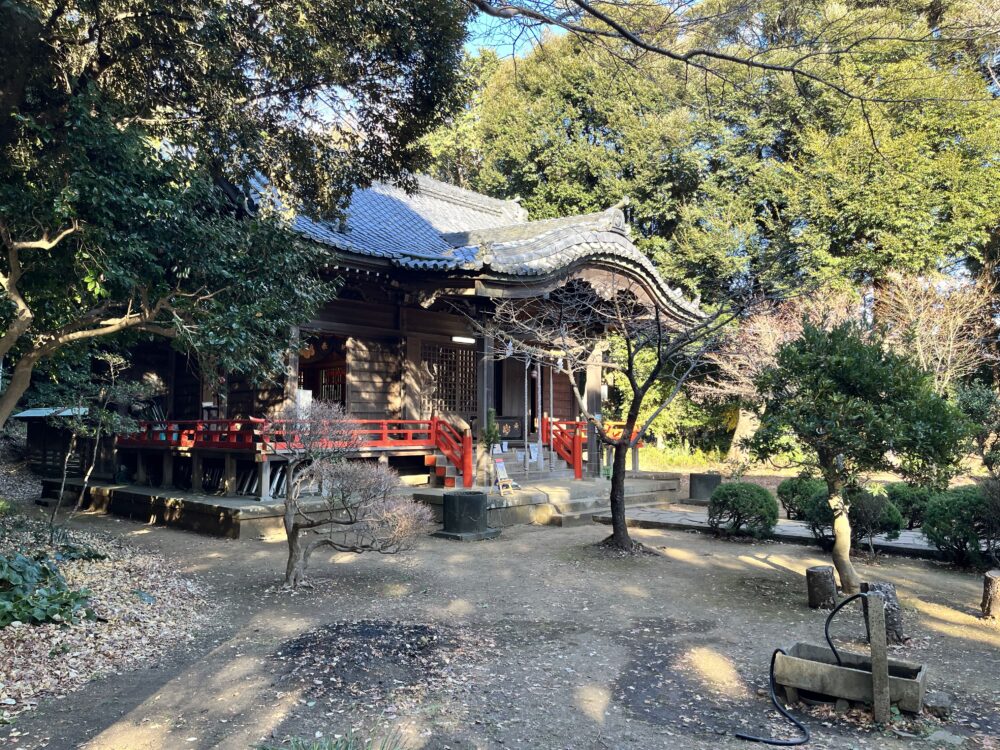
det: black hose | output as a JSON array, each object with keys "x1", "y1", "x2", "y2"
[
  {"x1": 737, "y1": 590, "x2": 876, "y2": 745},
  {"x1": 735, "y1": 649, "x2": 811, "y2": 746},
  {"x1": 824, "y1": 592, "x2": 869, "y2": 666}
]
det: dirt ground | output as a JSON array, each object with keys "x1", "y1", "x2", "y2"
[{"x1": 1, "y1": 507, "x2": 998, "y2": 750}]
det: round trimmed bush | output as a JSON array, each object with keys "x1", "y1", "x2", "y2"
[
  {"x1": 923, "y1": 485, "x2": 994, "y2": 567},
  {"x1": 884, "y1": 483, "x2": 932, "y2": 529},
  {"x1": 776, "y1": 476, "x2": 827, "y2": 520},
  {"x1": 708, "y1": 482, "x2": 779, "y2": 538},
  {"x1": 850, "y1": 490, "x2": 903, "y2": 554}
]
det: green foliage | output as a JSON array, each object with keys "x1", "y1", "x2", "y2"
[
  {"x1": 0, "y1": 0, "x2": 469, "y2": 423},
  {"x1": 482, "y1": 408, "x2": 501, "y2": 451},
  {"x1": 802, "y1": 486, "x2": 903, "y2": 552},
  {"x1": 261, "y1": 731, "x2": 405, "y2": 750},
  {"x1": 850, "y1": 490, "x2": 904, "y2": 555},
  {"x1": 884, "y1": 483, "x2": 934, "y2": 530},
  {"x1": 955, "y1": 381, "x2": 1000, "y2": 478},
  {"x1": 638, "y1": 443, "x2": 726, "y2": 471},
  {"x1": 708, "y1": 482, "x2": 778, "y2": 538},
  {"x1": 923, "y1": 485, "x2": 1000, "y2": 568},
  {"x1": 750, "y1": 323, "x2": 970, "y2": 493},
  {"x1": 776, "y1": 475, "x2": 827, "y2": 521},
  {"x1": 0, "y1": 499, "x2": 13, "y2": 518},
  {"x1": 428, "y1": 6, "x2": 1000, "y2": 294},
  {"x1": 0, "y1": 553, "x2": 94, "y2": 628}
]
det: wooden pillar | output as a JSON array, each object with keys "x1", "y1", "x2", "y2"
[
  {"x1": 283, "y1": 326, "x2": 301, "y2": 413},
  {"x1": 161, "y1": 452, "x2": 174, "y2": 489},
  {"x1": 535, "y1": 359, "x2": 543, "y2": 473},
  {"x1": 523, "y1": 358, "x2": 530, "y2": 474},
  {"x1": 257, "y1": 458, "x2": 271, "y2": 502},
  {"x1": 135, "y1": 452, "x2": 147, "y2": 485},
  {"x1": 223, "y1": 453, "x2": 237, "y2": 496},
  {"x1": 585, "y1": 349, "x2": 603, "y2": 478},
  {"x1": 475, "y1": 334, "x2": 494, "y2": 486},
  {"x1": 191, "y1": 452, "x2": 203, "y2": 493}
]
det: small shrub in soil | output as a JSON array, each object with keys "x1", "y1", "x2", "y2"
[
  {"x1": 708, "y1": 482, "x2": 778, "y2": 538},
  {"x1": 0, "y1": 553, "x2": 94, "y2": 627},
  {"x1": 884, "y1": 482, "x2": 933, "y2": 529},
  {"x1": 776, "y1": 476, "x2": 827, "y2": 520},
  {"x1": 261, "y1": 734, "x2": 405, "y2": 750},
  {"x1": 802, "y1": 487, "x2": 903, "y2": 554},
  {"x1": 923, "y1": 484, "x2": 1000, "y2": 568}
]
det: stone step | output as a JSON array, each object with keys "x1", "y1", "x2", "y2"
[{"x1": 546, "y1": 501, "x2": 674, "y2": 527}]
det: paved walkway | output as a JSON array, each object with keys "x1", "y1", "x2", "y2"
[{"x1": 593, "y1": 504, "x2": 940, "y2": 559}]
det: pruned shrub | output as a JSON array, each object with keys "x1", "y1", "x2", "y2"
[
  {"x1": 850, "y1": 490, "x2": 903, "y2": 556},
  {"x1": 776, "y1": 476, "x2": 826, "y2": 520},
  {"x1": 0, "y1": 553, "x2": 94, "y2": 628},
  {"x1": 802, "y1": 486, "x2": 903, "y2": 555},
  {"x1": 923, "y1": 484, "x2": 1000, "y2": 567},
  {"x1": 884, "y1": 483, "x2": 932, "y2": 529},
  {"x1": 708, "y1": 482, "x2": 778, "y2": 538}
]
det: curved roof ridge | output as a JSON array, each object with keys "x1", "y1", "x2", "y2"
[{"x1": 413, "y1": 174, "x2": 527, "y2": 222}]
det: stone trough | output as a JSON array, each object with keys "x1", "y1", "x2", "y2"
[{"x1": 774, "y1": 642, "x2": 927, "y2": 714}]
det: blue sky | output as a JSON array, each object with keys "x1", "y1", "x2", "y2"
[{"x1": 465, "y1": 10, "x2": 564, "y2": 57}]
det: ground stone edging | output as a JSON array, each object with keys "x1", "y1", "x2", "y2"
[{"x1": 593, "y1": 506, "x2": 944, "y2": 560}]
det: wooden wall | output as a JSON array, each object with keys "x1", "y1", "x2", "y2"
[{"x1": 346, "y1": 337, "x2": 402, "y2": 420}]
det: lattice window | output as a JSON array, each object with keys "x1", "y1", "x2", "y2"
[
  {"x1": 319, "y1": 366, "x2": 346, "y2": 405},
  {"x1": 420, "y1": 342, "x2": 477, "y2": 418}
]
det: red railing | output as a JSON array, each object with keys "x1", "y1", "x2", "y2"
[
  {"x1": 542, "y1": 418, "x2": 586, "y2": 480},
  {"x1": 120, "y1": 417, "x2": 473, "y2": 488},
  {"x1": 605, "y1": 421, "x2": 643, "y2": 446}
]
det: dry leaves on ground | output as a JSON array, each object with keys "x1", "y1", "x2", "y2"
[{"x1": 1, "y1": 518, "x2": 209, "y2": 723}]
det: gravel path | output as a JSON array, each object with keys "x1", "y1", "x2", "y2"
[{"x1": 0, "y1": 505, "x2": 997, "y2": 749}]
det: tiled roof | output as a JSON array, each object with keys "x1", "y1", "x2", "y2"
[{"x1": 293, "y1": 174, "x2": 700, "y2": 320}]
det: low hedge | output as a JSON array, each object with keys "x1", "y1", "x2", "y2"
[
  {"x1": 923, "y1": 485, "x2": 999, "y2": 568},
  {"x1": 776, "y1": 476, "x2": 827, "y2": 520},
  {"x1": 801, "y1": 487, "x2": 903, "y2": 553},
  {"x1": 884, "y1": 483, "x2": 933, "y2": 529},
  {"x1": 708, "y1": 482, "x2": 779, "y2": 538}
]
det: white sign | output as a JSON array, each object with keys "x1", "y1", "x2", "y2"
[
  {"x1": 528, "y1": 443, "x2": 540, "y2": 463},
  {"x1": 494, "y1": 458, "x2": 509, "y2": 480}
]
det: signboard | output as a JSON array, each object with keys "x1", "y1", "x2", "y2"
[
  {"x1": 494, "y1": 458, "x2": 514, "y2": 496},
  {"x1": 528, "y1": 443, "x2": 539, "y2": 464}
]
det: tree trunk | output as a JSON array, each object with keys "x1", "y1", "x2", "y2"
[
  {"x1": 73, "y1": 432, "x2": 102, "y2": 514},
  {"x1": 606, "y1": 440, "x2": 632, "y2": 549},
  {"x1": 806, "y1": 565, "x2": 837, "y2": 609},
  {"x1": 0, "y1": 354, "x2": 38, "y2": 430},
  {"x1": 828, "y1": 485, "x2": 861, "y2": 594},
  {"x1": 727, "y1": 407, "x2": 760, "y2": 461},
  {"x1": 862, "y1": 581, "x2": 907, "y2": 644},
  {"x1": 49, "y1": 433, "x2": 77, "y2": 544},
  {"x1": 283, "y1": 463, "x2": 306, "y2": 588},
  {"x1": 982, "y1": 570, "x2": 1000, "y2": 619}
]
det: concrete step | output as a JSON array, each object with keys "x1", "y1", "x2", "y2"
[{"x1": 546, "y1": 501, "x2": 673, "y2": 527}]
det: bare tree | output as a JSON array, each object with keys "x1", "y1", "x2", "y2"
[
  {"x1": 465, "y1": 0, "x2": 999, "y2": 104},
  {"x1": 479, "y1": 272, "x2": 747, "y2": 551},
  {"x1": 690, "y1": 288, "x2": 858, "y2": 459},
  {"x1": 275, "y1": 402, "x2": 432, "y2": 588},
  {"x1": 879, "y1": 272, "x2": 995, "y2": 395}
]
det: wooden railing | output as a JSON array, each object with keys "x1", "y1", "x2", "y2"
[
  {"x1": 604, "y1": 421, "x2": 643, "y2": 446},
  {"x1": 120, "y1": 417, "x2": 474, "y2": 488}
]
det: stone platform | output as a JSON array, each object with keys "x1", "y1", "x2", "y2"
[{"x1": 42, "y1": 474, "x2": 681, "y2": 539}]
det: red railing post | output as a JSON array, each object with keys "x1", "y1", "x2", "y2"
[
  {"x1": 462, "y1": 428, "x2": 474, "y2": 488},
  {"x1": 573, "y1": 428, "x2": 584, "y2": 480}
]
